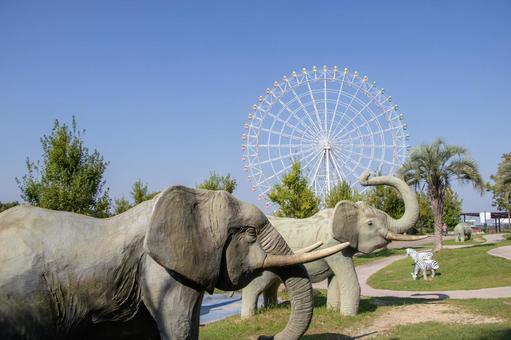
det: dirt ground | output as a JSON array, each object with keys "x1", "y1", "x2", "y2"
[{"x1": 349, "y1": 301, "x2": 503, "y2": 338}]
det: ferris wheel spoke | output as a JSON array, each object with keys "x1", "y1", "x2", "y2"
[
  {"x1": 328, "y1": 151, "x2": 346, "y2": 183},
  {"x1": 304, "y1": 74, "x2": 325, "y2": 134},
  {"x1": 262, "y1": 98, "x2": 319, "y2": 142},
  {"x1": 331, "y1": 148, "x2": 355, "y2": 174},
  {"x1": 328, "y1": 74, "x2": 362, "y2": 140},
  {"x1": 249, "y1": 144, "x2": 317, "y2": 167},
  {"x1": 339, "y1": 125, "x2": 402, "y2": 142},
  {"x1": 275, "y1": 83, "x2": 324, "y2": 135},
  {"x1": 323, "y1": 71, "x2": 328, "y2": 132},
  {"x1": 334, "y1": 104, "x2": 396, "y2": 141},
  {"x1": 301, "y1": 148, "x2": 324, "y2": 174},
  {"x1": 254, "y1": 147, "x2": 320, "y2": 187},
  {"x1": 330, "y1": 88, "x2": 385, "y2": 141},
  {"x1": 287, "y1": 84, "x2": 325, "y2": 135},
  {"x1": 274, "y1": 96, "x2": 323, "y2": 138},
  {"x1": 328, "y1": 70, "x2": 347, "y2": 136},
  {"x1": 310, "y1": 151, "x2": 325, "y2": 189}
]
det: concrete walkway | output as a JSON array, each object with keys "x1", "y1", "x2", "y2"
[
  {"x1": 359, "y1": 233, "x2": 511, "y2": 299},
  {"x1": 488, "y1": 245, "x2": 511, "y2": 261}
]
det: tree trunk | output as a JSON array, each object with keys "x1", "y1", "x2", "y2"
[{"x1": 430, "y1": 196, "x2": 443, "y2": 252}]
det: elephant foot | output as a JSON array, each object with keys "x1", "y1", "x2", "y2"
[
  {"x1": 326, "y1": 303, "x2": 339, "y2": 311},
  {"x1": 340, "y1": 308, "x2": 357, "y2": 316}
]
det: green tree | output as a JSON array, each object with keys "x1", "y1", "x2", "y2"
[
  {"x1": 412, "y1": 189, "x2": 462, "y2": 235},
  {"x1": 324, "y1": 181, "x2": 363, "y2": 208},
  {"x1": 268, "y1": 162, "x2": 320, "y2": 218},
  {"x1": 16, "y1": 118, "x2": 111, "y2": 217},
  {"x1": 414, "y1": 192, "x2": 434, "y2": 234},
  {"x1": 113, "y1": 179, "x2": 159, "y2": 215},
  {"x1": 131, "y1": 179, "x2": 158, "y2": 204},
  {"x1": 442, "y1": 189, "x2": 463, "y2": 229},
  {"x1": 487, "y1": 153, "x2": 511, "y2": 223},
  {"x1": 399, "y1": 138, "x2": 483, "y2": 251},
  {"x1": 113, "y1": 197, "x2": 131, "y2": 215},
  {"x1": 0, "y1": 201, "x2": 19, "y2": 213},
  {"x1": 365, "y1": 184, "x2": 405, "y2": 220},
  {"x1": 197, "y1": 172, "x2": 237, "y2": 193}
]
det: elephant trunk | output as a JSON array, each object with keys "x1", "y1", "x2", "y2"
[
  {"x1": 257, "y1": 224, "x2": 313, "y2": 340},
  {"x1": 359, "y1": 170, "x2": 419, "y2": 234}
]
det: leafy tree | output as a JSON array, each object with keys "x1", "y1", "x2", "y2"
[
  {"x1": 414, "y1": 192, "x2": 434, "y2": 234},
  {"x1": 324, "y1": 181, "x2": 363, "y2": 208},
  {"x1": 113, "y1": 179, "x2": 159, "y2": 215},
  {"x1": 16, "y1": 118, "x2": 111, "y2": 217},
  {"x1": 113, "y1": 197, "x2": 131, "y2": 215},
  {"x1": 197, "y1": 172, "x2": 237, "y2": 193},
  {"x1": 399, "y1": 138, "x2": 483, "y2": 251},
  {"x1": 268, "y1": 162, "x2": 320, "y2": 218},
  {"x1": 0, "y1": 201, "x2": 18, "y2": 213},
  {"x1": 365, "y1": 184, "x2": 404, "y2": 220},
  {"x1": 442, "y1": 189, "x2": 463, "y2": 229},
  {"x1": 131, "y1": 179, "x2": 159, "y2": 204},
  {"x1": 487, "y1": 153, "x2": 511, "y2": 222},
  {"x1": 411, "y1": 189, "x2": 462, "y2": 235}
]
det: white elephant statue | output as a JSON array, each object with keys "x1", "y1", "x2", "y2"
[{"x1": 241, "y1": 172, "x2": 424, "y2": 317}]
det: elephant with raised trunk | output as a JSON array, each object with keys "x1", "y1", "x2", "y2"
[
  {"x1": 0, "y1": 186, "x2": 347, "y2": 340},
  {"x1": 242, "y1": 172, "x2": 424, "y2": 317}
]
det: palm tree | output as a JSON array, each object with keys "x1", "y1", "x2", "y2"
[
  {"x1": 489, "y1": 153, "x2": 511, "y2": 224},
  {"x1": 399, "y1": 138, "x2": 484, "y2": 252}
]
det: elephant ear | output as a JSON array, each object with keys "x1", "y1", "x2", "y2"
[
  {"x1": 330, "y1": 201, "x2": 359, "y2": 249},
  {"x1": 145, "y1": 186, "x2": 227, "y2": 294}
]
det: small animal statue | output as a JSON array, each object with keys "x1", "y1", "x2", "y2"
[
  {"x1": 454, "y1": 222, "x2": 473, "y2": 242},
  {"x1": 411, "y1": 259, "x2": 440, "y2": 280},
  {"x1": 406, "y1": 248, "x2": 433, "y2": 262}
]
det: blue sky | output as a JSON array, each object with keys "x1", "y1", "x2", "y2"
[{"x1": 1, "y1": 1, "x2": 510, "y2": 212}]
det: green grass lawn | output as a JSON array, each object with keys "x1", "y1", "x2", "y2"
[
  {"x1": 368, "y1": 239, "x2": 511, "y2": 291},
  {"x1": 200, "y1": 291, "x2": 511, "y2": 339},
  {"x1": 200, "y1": 290, "x2": 378, "y2": 339},
  {"x1": 440, "y1": 235, "x2": 486, "y2": 246},
  {"x1": 353, "y1": 248, "x2": 405, "y2": 266}
]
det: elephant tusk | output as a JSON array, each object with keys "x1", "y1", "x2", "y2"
[
  {"x1": 385, "y1": 231, "x2": 428, "y2": 241},
  {"x1": 294, "y1": 241, "x2": 323, "y2": 254},
  {"x1": 262, "y1": 242, "x2": 349, "y2": 269}
]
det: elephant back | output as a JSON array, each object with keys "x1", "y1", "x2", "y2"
[{"x1": 268, "y1": 210, "x2": 334, "y2": 251}]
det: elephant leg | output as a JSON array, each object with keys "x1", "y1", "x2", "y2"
[
  {"x1": 326, "y1": 275, "x2": 340, "y2": 311},
  {"x1": 241, "y1": 270, "x2": 279, "y2": 318},
  {"x1": 326, "y1": 248, "x2": 359, "y2": 316},
  {"x1": 263, "y1": 279, "x2": 280, "y2": 307},
  {"x1": 141, "y1": 256, "x2": 204, "y2": 340}
]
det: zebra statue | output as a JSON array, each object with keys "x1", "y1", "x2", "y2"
[
  {"x1": 412, "y1": 259, "x2": 440, "y2": 280},
  {"x1": 405, "y1": 248, "x2": 438, "y2": 280}
]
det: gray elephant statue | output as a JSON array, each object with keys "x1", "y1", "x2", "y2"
[
  {"x1": 241, "y1": 171, "x2": 424, "y2": 317},
  {"x1": 0, "y1": 186, "x2": 347, "y2": 340},
  {"x1": 454, "y1": 222, "x2": 473, "y2": 242}
]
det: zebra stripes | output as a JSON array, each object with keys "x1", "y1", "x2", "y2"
[{"x1": 406, "y1": 248, "x2": 439, "y2": 280}]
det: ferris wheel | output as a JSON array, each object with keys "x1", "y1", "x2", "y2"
[{"x1": 241, "y1": 66, "x2": 409, "y2": 206}]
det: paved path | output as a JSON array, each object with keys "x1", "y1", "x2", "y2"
[
  {"x1": 358, "y1": 233, "x2": 511, "y2": 299},
  {"x1": 200, "y1": 293, "x2": 265, "y2": 325}
]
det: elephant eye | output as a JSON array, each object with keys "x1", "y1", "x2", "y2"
[
  {"x1": 367, "y1": 220, "x2": 373, "y2": 226},
  {"x1": 245, "y1": 226, "x2": 257, "y2": 243}
]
